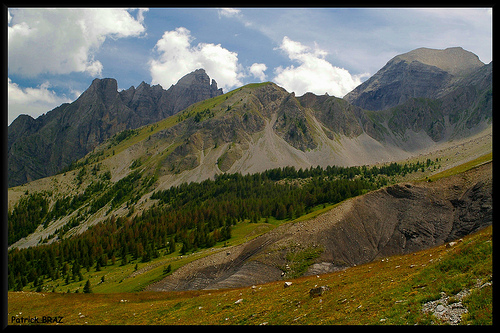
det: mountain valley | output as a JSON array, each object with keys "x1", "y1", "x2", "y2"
[
  {"x1": 7, "y1": 46, "x2": 492, "y2": 325},
  {"x1": 7, "y1": 156, "x2": 493, "y2": 324}
]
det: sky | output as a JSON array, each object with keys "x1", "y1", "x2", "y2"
[{"x1": 7, "y1": 7, "x2": 493, "y2": 125}]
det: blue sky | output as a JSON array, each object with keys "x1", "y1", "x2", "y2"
[{"x1": 7, "y1": 7, "x2": 493, "y2": 124}]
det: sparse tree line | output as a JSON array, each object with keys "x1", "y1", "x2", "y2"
[
  {"x1": 8, "y1": 170, "x2": 145, "y2": 247},
  {"x1": 8, "y1": 159, "x2": 438, "y2": 291}
]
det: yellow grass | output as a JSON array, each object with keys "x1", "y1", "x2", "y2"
[
  {"x1": 426, "y1": 152, "x2": 492, "y2": 182},
  {"x1": 8, "y1": 226, "x2": 492, "y2": 325}
]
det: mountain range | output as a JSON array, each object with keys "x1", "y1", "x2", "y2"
[
  {"x1": 8, "y1": 69, "x2": 223, "y2": 187},
  {"x1": 110, "y1": 48, "x2": 491, "y2": 189},
  {"x1": 7, "y1": 46, "x2": 491, "y2": 194},
  {"x1": 6, "y1": 46, "x2": 493, "y2": 306},
  {"x1": 8, "y1": 47, "x2": 491, "y2": 189}
]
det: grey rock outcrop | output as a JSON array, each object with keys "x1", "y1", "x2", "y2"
[{"x1": 421, "y1": 278, "x2": 492, "y2": 325}]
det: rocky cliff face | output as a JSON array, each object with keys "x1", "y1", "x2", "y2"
[
  {"x1": 384, "y1": 61, "x2": 492, "y2": 142},
  {"x1": 166, "y1": 68, "x2": 223, "y2": 113},
  {"x1": 342, "y1": 47, "x2": 491, "y2": 145},
  {"x1": 8, "y1": 69, "x2": 223, "y2": 187},
  {"x1": 344, "y1": 47, "x2": 485, "y2": 111}
]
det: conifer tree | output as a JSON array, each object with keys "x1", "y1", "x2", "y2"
[{"x1": 83, "y1": 279, "x2": 92, "y2": 293}]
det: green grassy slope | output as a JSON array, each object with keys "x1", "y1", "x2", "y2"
[{"x1": 8, "y1": 225, "x2": 492, "y2": 325}]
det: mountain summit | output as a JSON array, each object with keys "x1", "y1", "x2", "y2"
[
  {"x1": 163, "y1": 68, "x2": 223, "y2": 113},
  {"x1": 8, "y1": 69, "x2": 223, "y2": 187},
  {"x1": 344, "y1": 47, "x2": 485, "y2": 111},
  {"x1": 394, "y1": 47, "x2": 484, "y2": 76}
]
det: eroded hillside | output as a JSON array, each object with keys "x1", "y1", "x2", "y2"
[{"x1": 147, "y1": 160, "x2": 492, "y2": 291}]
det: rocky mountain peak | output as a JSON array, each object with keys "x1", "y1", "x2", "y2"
[
  {"x1": 211, "y1": 78, "x2": 219, "y2": 91},
  {"x1": 175, "y1": 68, "x2": 210, "y2": 87},
  {"x1": 344, "y1": 47, "x2": 487, "y2": 111},
  {"x1": 79, "y1": 77, "x2": 119, "y2": 108},
  {"x1": 393, "y1": 46, "x2": 484, "y2": 76},
  {"x1": 86, "y1": 77, "x2": 118, "y2": 94},
  {"x1": 8, "y1": 69, "x2": 224, "y2": 187},
  {"x1": 173, "y1": 69, "x2": 223, "y2": 95},
  {"x1": 136, "y1": 81, "x2": 150, "y2": 90},
  {"x1": 165, "y1": 69, "x2": 223, "y2": 112}
]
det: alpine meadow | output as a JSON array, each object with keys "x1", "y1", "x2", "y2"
[{"x1": 7, "y1": 8, "x2": 492, "y2": 325}]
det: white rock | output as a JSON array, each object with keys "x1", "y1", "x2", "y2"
[{"x1": 435, "y1": 304, "x2": 446, "y2": 313}]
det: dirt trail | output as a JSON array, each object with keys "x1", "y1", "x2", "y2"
[{"x1": 146, "y1": 161, "x2": 492, "y2": 291}]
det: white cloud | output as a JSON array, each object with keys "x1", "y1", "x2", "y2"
[
  {"x1": 8, "y1": 8, "x2": 147, "y2": 77},
  {"x1": 273, "y1": 36, "x2": 366, "y2": 97},
  {"x1": 249, "y1": 63, "x2": 267, "y2": 81},
  {"x1": 135, "y1": 8, "x2": 149, "y2": 24},
  {"x1": 149, "y1": 27, "x2": 243, "y2": 91},
  {"x1": 8, "y1": 78, "x2": 74, "y2": 125},
  {"x1": 218, "y1": 8, "x2": 241, "y2": 18}
]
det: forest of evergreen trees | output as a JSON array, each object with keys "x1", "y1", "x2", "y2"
[{"x1": 8, "y1": 159, "x2": 438, "y2": 291}]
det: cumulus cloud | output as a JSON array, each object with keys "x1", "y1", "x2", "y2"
[
  {"x1": 249, "y1": 63, "x2": 268, "y2": 81},
  {"x1": 149, "y1": 27, "x2": 244, "y2": 91},
  {"x1": 273, "y1": 36, "x2": 368, "y2": 97},
  {"x1": 8, "y1": 8, "x2": 147, "y2": 77},
  {"x1": 8, "y1": 78, "x2": 74, "y2": 125}
]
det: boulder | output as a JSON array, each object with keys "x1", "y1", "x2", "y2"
[{"x1": 309, "y1": 285, "x2": 330, "y2": 297}]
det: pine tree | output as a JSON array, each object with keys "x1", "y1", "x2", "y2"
[
  {"x1": 168, "y1": 237, "x2": 176, "y2": 254},
  {"x1": 72, "y1": 261, "x2": 81, "y2": 281},
  {"x1": 14, "y1": 281, "x2": 23, "y2": 292},
  {"x1": 120, "y1": 254, "x2": 128, "y2": 266},
  {"x1": 180, "y1": 241, "x2": 189, "y2": 255},
  {"x1": 83, "y1": 279, "x2": 92, "y2": 293},
  {"x1": 287, "y1": 204, "x2": 295, "y2": 220},
  {"x1": 275, "y1": 203, "x2": 287, "y2": 220}
]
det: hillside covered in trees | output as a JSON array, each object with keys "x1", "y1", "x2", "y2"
[{"x1": 8, "y1": 159, "x2": 438, "y2": 292}]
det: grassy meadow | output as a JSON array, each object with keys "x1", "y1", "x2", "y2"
[{"x1": 8, "y1": 225, "x2": 492, "y2": 325}]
